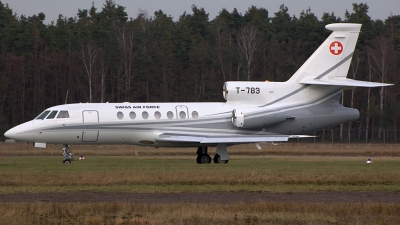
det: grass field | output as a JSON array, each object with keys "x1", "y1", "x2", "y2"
[
  {"x1": 1, "y1": 201, "x2": 400, "y2": 224},
  {"x1": 1, "y1": 143, "x2": 400, "y2": 194},
  {"x1": 0, "y1": 142, "x2": 400, "y2": 224},
  {"x1": 2, "y1": 142, "x2": 400, "y2": 156},
  {"x1": 0, "y1": 155, "x2": 400, "y2": 194}
]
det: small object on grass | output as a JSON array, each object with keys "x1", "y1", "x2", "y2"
[
  {"x1": 79, "y1": 155, "x2": 85, "y2": 160},
  {"x1": 366, "y1": 158, "x2": 373, "y2": 164}
]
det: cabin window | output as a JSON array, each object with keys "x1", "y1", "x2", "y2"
[
  {"x1": 36, "y1": 110, "x2": 51, "y2": 120},
  {"x1": 167, "y1": 111, "x2": 174, "y2": 119},
  {"x1": 142, "y1": 111, "x2": 149, "y2": 119},
  {"x1": 46, "y1": 111, "x2": 58, "y2": 119},
  {"x1": 117, "y1": 111, "x2": 124, "y2": 120},
  {"x1": 179, "y1": 111, "x2": 186, "y2": 119},
  {"x1": 154, "y1": 111, "x2": 161, "y2": 119},
  {"x1": 57, "y1": 111, "x2": 70, "y2": 118},
  {"x1": 129, "y1": 111, "x2": 136, "y2": 119},
  {"x1": 192, "y1": 111, "x2": 199, "y2": 119}
]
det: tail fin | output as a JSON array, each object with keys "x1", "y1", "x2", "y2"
[{"x1": 289, "y1": 23, "x2": 392, "y2": 87}]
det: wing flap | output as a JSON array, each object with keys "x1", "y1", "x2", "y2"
[
  {"x1": 155, "y1": 134, "x2": 205, "y2": 143},
  {"x1": 156, "y1": 133, "x2": 313, "y2": 144},
  {"x1": 200, "y1": 136, "x2": 289, "y2": 143}
]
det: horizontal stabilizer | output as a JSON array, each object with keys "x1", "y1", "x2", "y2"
[
  {"x1": 156, "y1": 134, "x2": 314, "y2": 144},
  {"x1": 301, "y1": 77, "x2": 393, "y2": 87}
]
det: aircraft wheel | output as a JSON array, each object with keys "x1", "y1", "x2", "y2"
[
  {"x1": 213, "y1": 154, "x2": 229, "y2": 164},
  {"x1": 197, "y1": 154, "x2": 211, "y2": 164},
  {"x1": 63, "y1": 159, "x2": 71, "y2": 164}
]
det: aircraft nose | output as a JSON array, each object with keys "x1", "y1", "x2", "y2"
[
  {"x1": 4, "y1": 122, "x2": 34, "y2": 142},
  {"x1": 4, "y1": 126, "x2": 20, "y2": 140}
]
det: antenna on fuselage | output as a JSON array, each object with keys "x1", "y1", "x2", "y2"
[{"x1": 65, "y1": 89, "x2": 69, "y2": 104}]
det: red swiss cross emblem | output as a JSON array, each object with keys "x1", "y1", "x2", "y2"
[{"x1": 329, "y1": 41, "x2": 343, "y2": 55}]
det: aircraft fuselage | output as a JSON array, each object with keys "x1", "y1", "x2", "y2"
[{"x1": 5, "y1": 82, "x2": 359, "y2": 147}]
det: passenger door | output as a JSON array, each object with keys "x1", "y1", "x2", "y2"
[{"x1": 82, "y1": 110, "x2": 99, "y2": 142}]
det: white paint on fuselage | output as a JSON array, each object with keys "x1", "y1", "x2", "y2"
[{"x1": 4, "y1": 82, "x2": 343, "y2": 146}]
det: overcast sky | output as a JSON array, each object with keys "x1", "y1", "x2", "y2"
[{"x1": 5, "y1": 0, "x2": 399, "y2": 24}]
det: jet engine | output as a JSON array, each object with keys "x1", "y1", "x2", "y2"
[
  {"x1": 223, "y1": 81, "x2": 275, "y2": 104},
  {"x1": 232, "y1": 108, "x2": 286, "y2": 128}
]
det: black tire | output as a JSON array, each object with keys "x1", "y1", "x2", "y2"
[
  {"x1": 213, "y1": 154, "x2": 220, "y2": 163},
  {"x1": 197, "y1": 154, "x2": 211, "y2": 164},
  {"x1": 214, "y1": 154, "x2": 229, "y2": 164}
]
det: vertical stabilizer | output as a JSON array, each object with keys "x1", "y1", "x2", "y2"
[{"x1": 288, "y1": 23, "x2": 361, "y2": 83}]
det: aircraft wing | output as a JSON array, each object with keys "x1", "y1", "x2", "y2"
[
  {"x1": 300, "y1": 77, "x2": 393, "y2": 87},
  {"x1": 156, "y1": 133, "x2": 312, "y2": 144}
]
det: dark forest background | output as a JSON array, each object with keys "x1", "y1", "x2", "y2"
[{"x1": 1, "y1": 1, "x2": 400, "y2": 143}]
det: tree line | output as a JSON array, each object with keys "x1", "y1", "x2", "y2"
[{"x1": 0, "y1": 1, "x2": 399, "y2": 142}]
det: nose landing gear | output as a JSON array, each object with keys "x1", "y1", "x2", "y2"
[{"x1": 61, "y1": 144, "x2": 74, "y2": 164}]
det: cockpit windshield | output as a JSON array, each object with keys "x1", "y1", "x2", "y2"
[
  {"x1": 46, "y1": 111, "x2": 58, "y2": 119},
  {"x1": 36, "y1": 110, "x2": 51, "y2": 120},
  {"x1": 36, "y1": 110, "x2": 70, "y2": 120},
  {"x1": 57, "y1": 111, "x2": 70, "y2": 118}
]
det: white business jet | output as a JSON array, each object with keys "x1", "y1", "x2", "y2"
[{"x1": 4, "y1": 23, "x2": 392, "y2": 164}]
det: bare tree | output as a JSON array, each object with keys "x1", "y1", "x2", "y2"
[
  {"x1": 367, "y1": 36, "x2": 396, "y2": 138},
  {"x1": 116, "y1": 24, "x2": 137, "y2": 101},
  {"x1": 348, "y1": 53, "x2": 360, "y2": 142},
  {"x1": 100, "y1": 55, "x2": 109, "y2": 103},
  {"x1": 213, "y1": 19, "x2": 235, "y2": 82},
  {"x1": 237, "y1": 25, "x2": 261, "y2": 81},
  {"x1": 365, "y1": 52, "x2": 373, "y2": 143},
  {"x1": 80, "y1": 42, "x2": 100, "y2": 103},
  {"x1": 215, "y1": 22, "x2": 227, "y2": 81}
]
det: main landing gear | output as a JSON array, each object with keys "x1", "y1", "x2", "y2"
[
  {"x1": 196, "y1": 144, "x2": 229, "y2": 164},
  {"x1": 61, "y1": 144, "x2": 74, "y2": 164},
  {"x1": 196, "y1": 147, "x2": 212, "y2": 164}
]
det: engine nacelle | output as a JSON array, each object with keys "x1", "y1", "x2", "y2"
[
  {"x1": 223, "y1": 81, "x2": 275, "y2": 105},
  {"x1": 232, "y1": 108, "x2": 286, "y2": 128}
]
